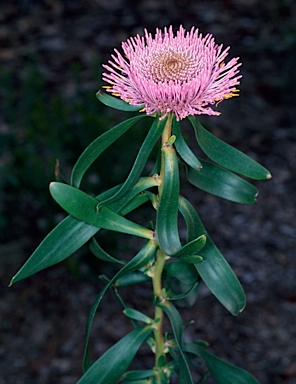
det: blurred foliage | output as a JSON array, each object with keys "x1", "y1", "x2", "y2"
[{"x1": 0, "y1": 63, "x2": 150, "y2": 244}]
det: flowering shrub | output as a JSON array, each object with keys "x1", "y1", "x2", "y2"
[{"x1": 11, "y1": 26, "x2": 271, "y2": 383}]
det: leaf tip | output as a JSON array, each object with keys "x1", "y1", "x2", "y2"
[
  {"x1": 266, "y1": 172, "x2": 272, "y2": 180},
  {"x1": 195, "y1": 256, "x2": 204, "y2": 263},
  {"x1": 238, "y1": 304, "x2": 246, "y2": 315},
  {"x1": 254, "y1": 190, "x2": 259, "y2": 202},
  {"x1": 235, "y1": 299, "x2": 246, "y2": 316}
]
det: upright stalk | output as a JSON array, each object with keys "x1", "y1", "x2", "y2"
[
  {"x1": 152, "y1": 248, "x2": 166, "y2": 367},
  {"x1": 152, "y1": 113, "x2": 173, "y2": 373},
  {"x1": 161, "y1": 114, "x2": 174, "y2": 148}
]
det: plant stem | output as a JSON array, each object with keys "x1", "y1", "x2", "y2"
[
  {"x1": 158, "y1": 113, "x2": 173, "y2": 196},
  {"x1": 161, "y1": 113, "x2": 173, "y2": 144},
  {"x1": 152, "y1": 248, "x2": 166, "y2": 365},
  {"x1": 152, "y1": 113, "x2": 173, "y2": 370}
]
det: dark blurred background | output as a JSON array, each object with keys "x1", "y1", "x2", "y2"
[{"x1": 1, "y1": 0, "x2": 296, "y2": 383}]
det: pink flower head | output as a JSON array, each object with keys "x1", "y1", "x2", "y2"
[{"x1": 102, "y1": 26, "x2": 242, "y2": 120}]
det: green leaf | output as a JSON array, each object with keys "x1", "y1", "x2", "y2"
[
  {"x1": 156, "y1": 145, "x2": 181, "y2": 255},
  {"x1": 119, "y1": 193, "x2": 149, "y2": 216},
  {"x1": 186, "y1": 160, "x2": 258, "y2": 204},
  {"x1": 10, "y1": 216, "x2": 98, "y2": 285},
  {"x1": 123, "y1": 309, "x2": 152, "y2": 324},
  {"x1": 144, "y1": 190, "x2": 158, "y2": 210},
  {"x1": 167, "y1": 282, "x2": 199, "y2": 302},
  {"x1": 149, "y1": 146, "x2": 162, "y2": 175},
  {"x1": 71, "y1": 115, "x2": 147, "y2": 188},
  {"x1": 119, "y1": 380, "x2": 152, "y2": 384},
  {"x1": 108, "y1": 176, "x2": 160, "y2": 213},
  {"x1": 172, "y1": 235, "x2": 206, "y2": 262},
  {"x1": 49, "y1": 182, "x2": 153, "y2": 239},
  {"x1": 122, "y1": 370, "x2": 154, "y2": 380},
  {"x1": 189, "y1": 116, "x2": 271, "y2": 180},
  {"x1": 165, "y1": 260, "x2": 199, "y2": 286},
  {"x1": 172, "y1": 118, "x2": 202, "y2": 171},
  {"x1": 107, "y1": 177, "x2": 152, "y2": 216},
  {"x1": 96, "y1": 91, "x2": 145, "y2": 112},
  {"x1": 178, "y1": 196, "x2": 205, "y2": 243},
  {"x1": 78, "y1": 326, "x2": 153, "y2": 384},
  {"x1": 89, "y1": 237, "x2": 125, "y2": 264},
  {"x1": 157, "y1": 300, "x2": 193, "y2": 384},
  {"x1": 115, "y1": 272, "x2": 150, "y2": 287},
  {"x1": 178, "y1": 254, "x2": 204, "y2": 264},
  {"x1": 164, "y1": 260, "x2": 200, "y2": 303},
  {"x1": 184, "y1": 343, "x2": 260, "y2": 384},
  {"x1": 83, "y1": 240, "x2": 157, "y2": 372},
  {"x1": 98, "y1": 116, "x2": 167, "y2": 208},
  {"x1": 10, "y1": 185, "x2": 150, "y2": 284},
  {"x1": 178, "y1": 197, "x2": 245, "y2": 315},
  {"x1": 196, "y1": 243, "x2": 246, "y2": 315}
]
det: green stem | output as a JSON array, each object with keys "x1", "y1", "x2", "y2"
[
  {"x1": 161, "y1": 113, "x2": 173, "y2": 144},
  {"x1": 152, "y1": 249, "x2": 166, "y2": 365},
  {"x1": 152, "y1": 113, "x2": 173, "y2": 371},
  {"x1": 158, "y1": 113, "x2": 173, "y2": 196}
]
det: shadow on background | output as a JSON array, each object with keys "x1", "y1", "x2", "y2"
[{"x1": 0, "y1": 1, "x2": 295, "y2": 383}]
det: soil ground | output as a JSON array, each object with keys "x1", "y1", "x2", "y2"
[{"x1": 1, "y1": 1, "x2": 296, "y2": 383}]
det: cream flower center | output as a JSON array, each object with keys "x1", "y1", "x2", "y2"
[{"x1": 148, "y1": 50, "x2": 199, "y2": 84}]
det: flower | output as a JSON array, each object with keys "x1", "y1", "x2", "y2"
[{"x1": 102, "y1": 26, "x2": 242, "y2": 120}]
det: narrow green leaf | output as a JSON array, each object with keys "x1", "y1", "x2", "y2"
[
  {"x1": 10, "y1": 185, "x2": 150, "y2": 285},
  {"x1": 98, "y1": 116, "x2": 167, "y2": 208},
  {"x1": 71, "y1": 115, "x2": 147, "y2": 188},
  {"x1": 184, "y1": 343, "x2": 260, "y2": 384},
  {"x1": 178, "y1": 196, "x2": 205, "y2": 243},
  {"x1": 96, "y1": 91, "x2": 145, "y2": 112},
  {"x1": 144, "y1": 190, "x2": 158, "y2": 210},
  {"x1": 186, "y1": 160, "x2": 258, "y2": 204},
  {"x1": 178, "y1": 196, "x2": 245, "y2": 315},
  {"x1": 167, "y1": 282, "x2": 199, "y2": 301},
  {"x1": 172, "y1": 234, "x2": 206, "y2": 261},
  {"x1": 109, "y1": 176, "x2": 160, "y2": 213},
  {"x1": 149, "y1": 146, "x2": 161, "y2": 175},
  {"x1": 96, "y1": 205, "x2": 150, "y2": 239},
  {"x1": 119, "y1": 381, "x2": 151, "y2": 384},
  {"x1": 50, "y1": 182, "x2": 153, "y2": 239},
  {"x1": 106, "y1": 177, "x2": 152, "y2": 215},
  {"x1": 157, "y1": 300, "x2": 193, "y2": 384},
  {"x1": 82, "y1": 282, "x2": 109, "y2": 372},
  {"x1": 10, "y1": 217, "x2": 98, "y2": 285},
  {"x1": 83, "y1": 240, "x2": 157, "y2": 372},
  {"x1": 119, "y1": 193, "x2": 149, "y2": 216},
  {"x1": 164, "y1": 260, "x2": 200, "y2": 302},
  {"x1": 119, "y1": 380, "x2": 151, "y2": 384},
  {"x1": 156, "y1": 145, "x2": 181, "y2": 255},
  {"x1": 178, "y1": 254, "x2": 203, "y2": 264},
  {"x1": 123, "y1": 309, "x2": 152, "y2": 324},
  {"x1": 189, "y1": 116, "x2": 271, "y2": 180},
  {"x1": 115, "y1": 272, "x2": 150, "y2": 287},
  {"x1": 196, "y1": 243, "x2": 246, "y2": 315},
  {"x1": 165, "y1": 260, "x2": 199, "y2": 285},
  {"x1": 122, "y1": 370, "x2": 154, "y2": 380},
  {"x1": 78, "y1": 326, "x2": 153, "y2": 384},
  {"x1": 89, "y1": 237, "x2": 125, "y2": 264},
  {"x1": 172, "y1": 118, "x2": 202, "y2": 171}
]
